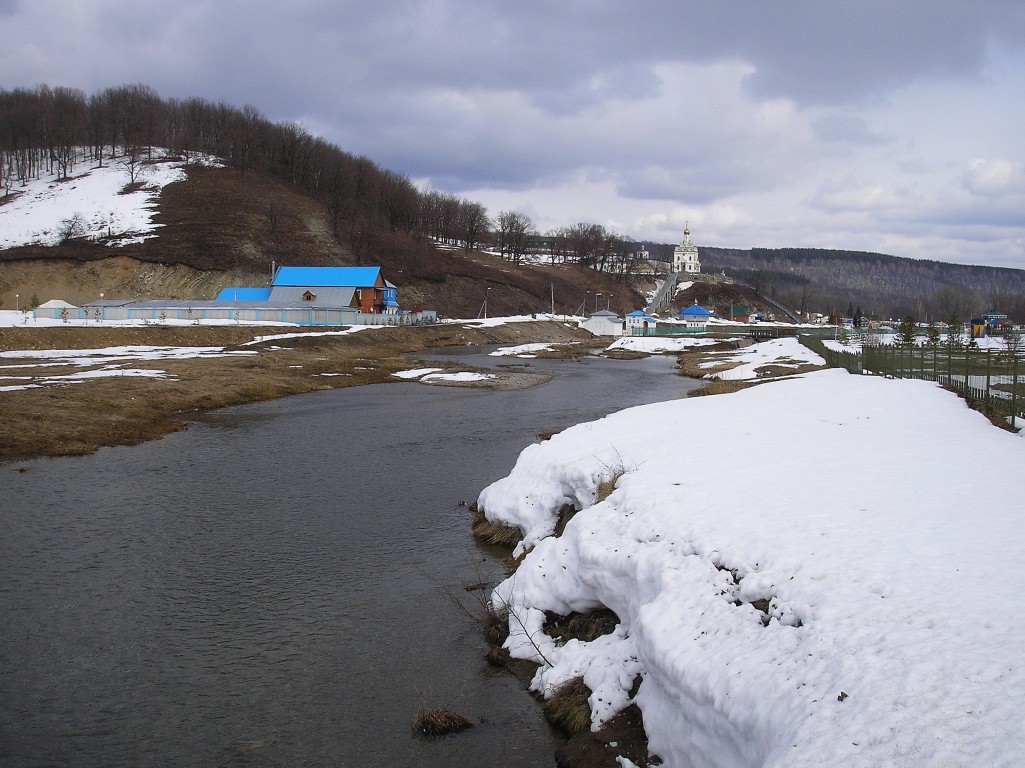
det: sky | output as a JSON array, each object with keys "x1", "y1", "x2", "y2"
[{"x1": 2, "y1": 1, "x2": 1024, "y2": 269}]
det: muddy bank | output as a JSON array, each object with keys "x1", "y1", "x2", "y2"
[{"x1": 0, "y1": 320, "x2": 590, "y2": 463}]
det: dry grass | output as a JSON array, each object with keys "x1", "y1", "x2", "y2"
[
  {"x1": 688, "y1": 379, "x2": 750, "y2": 397},
  {"x1": 595, "y1": 471, "x2": 623, "y2": 503},
  {"x1": 411, "y1": 706, "x2": 474, "y2": 738},
  {"x1": 0, "y1": 321, "x2": 588, "y2": 463},
  {"x1": 543, "y1": 677, "x2": 593, "y2": 735},
  {"x1": 470, "y1": 506, "x2": 524, "y2": 549}
]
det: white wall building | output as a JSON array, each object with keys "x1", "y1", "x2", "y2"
[{"x1": 580, "y1": 310, "x2": 623, "y2": 337}]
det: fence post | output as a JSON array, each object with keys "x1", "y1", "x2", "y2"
[
  {"x1": 965, "y1": 349, "x2": 971, "y2": 397},
  {"x1": 985, "y1": 349, "x2": 992, "y2": 407},
  {"x1": 1012, "y1": 354, "x2": 1019, "y2": 431}
]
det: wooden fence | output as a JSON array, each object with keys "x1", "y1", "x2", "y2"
[{"x1": 801, "y1": 336, "x2": 1024, "y2": 429}]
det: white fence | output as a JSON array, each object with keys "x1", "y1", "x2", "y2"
[{"x1": 33, "y1": 304, "x2": 438, "y2": 327}]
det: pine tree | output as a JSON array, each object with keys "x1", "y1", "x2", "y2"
[{"x1": 897, "y1": 315, "x2": 916, "y2": 346}]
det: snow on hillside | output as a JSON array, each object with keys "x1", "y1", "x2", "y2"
[
  {"x1": 0, "y1": 150, "x2": 221, "y2": 249},
  {"x1": 477, "y1": 370, "x2": 1025, "y2": 767}
]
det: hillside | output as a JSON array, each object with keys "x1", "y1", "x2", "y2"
[{"x1": 0, "y1": 153, "x2": 645, "y2": 317}]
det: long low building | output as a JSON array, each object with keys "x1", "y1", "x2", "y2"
[{"x1": 33, "y1": 265, "x2": 437, "y2": 326}]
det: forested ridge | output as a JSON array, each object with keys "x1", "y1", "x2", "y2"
[{"x1": 696, "y1": 247, "x2": 1025, "y2": 322}]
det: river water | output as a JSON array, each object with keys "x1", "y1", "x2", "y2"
[{"x1": 1, "y1": 349, "x2": 698, "y2": 767}]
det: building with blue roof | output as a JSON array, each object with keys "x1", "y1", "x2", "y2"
[
  {"x1": 625, "y1": 309, "x2": 658, "y2": 335},
  {"x1": 679, "y1": 302, "x2": 713, "y2": 330},
  {"x1": 268, "y1": 266, "x2": 396, "y2": 314}
]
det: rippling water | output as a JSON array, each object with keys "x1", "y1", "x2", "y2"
[{"x1": 0, "y1": 350, "x2": 697, "y2": 767}]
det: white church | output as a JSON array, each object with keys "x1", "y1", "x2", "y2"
[{"x1": 672, "y1": 224, "x2": 701, "y2": 274}]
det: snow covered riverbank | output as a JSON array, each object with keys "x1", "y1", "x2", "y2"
[{"x1": 477, "y1": 369, "x2": 1025, "y2": 767}]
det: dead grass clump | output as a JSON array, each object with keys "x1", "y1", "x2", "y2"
[
  {"x1": 483, "y1": 605, "x2": 510, "y2": 647},
  {"x1": 688, "y1": 379, "x2": 749, "y2": 397},
  {"x1": 595, "y1": 471, "x2": 624, "y2": 503},
  {"x1": 485, "y1": 645, "x2": 510, "y2": 667},
  {"x1": 471, "y1": 507, "x2": 524, "y2": 548},
  {"x1": 543, "y1": 677, "x2": 592, "y2": 735},
  {"x1": 411, "y1": 706, "x2": 474, "y2": 738}
]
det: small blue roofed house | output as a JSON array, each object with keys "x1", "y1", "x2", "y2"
[
  {"x1": 271, "y1": 266, "x2": 397, "y2": 314},
  {"x1": 679, "y1": 302, "x2": 712, "y2": 329},
  {"x1": 625, "y1": 309, "x2": 658, "y2": 335},
  {"x1": 216, "y1": 266, "x2": 399, "y2": 314}
]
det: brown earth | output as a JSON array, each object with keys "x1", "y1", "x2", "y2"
[{"x1": 0, "y1": 320, "x2": 593, "y2": 464}]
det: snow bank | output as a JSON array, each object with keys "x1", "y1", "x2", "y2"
[
  {"x1": 606, "y1": 337, "x2": 728, "y2": 354},
  {"x1": 490, "y1": 342, "x2": 559, "y2": 357},
  {"x1": 421, "y1": 371, "x2": 495, "y2": 383},
  {"x1": 478, "y1": 370, "x2": 1025, "y2": 766},
  {"x1": 390, "y1": 367, "x2": 443, "y2": 379}
]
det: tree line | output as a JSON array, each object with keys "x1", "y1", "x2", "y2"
[{"x1": 1, "y1": 83, "x2": 640, "y2": 276}]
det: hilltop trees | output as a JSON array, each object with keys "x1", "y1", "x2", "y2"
[{"x1": 496, "y1": 211, "x2": 536, "y2": 264}]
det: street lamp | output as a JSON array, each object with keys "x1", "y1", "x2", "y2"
[
  {"x1": 15, "y1": 294, "x2": 19, "y2": 312},
  {"x1": 607, "y1": 293, "x2": 613, "y2": 311},
  {"x1": 484, "y1": 287, "x2": 492, "y2": 319},
  {"x1": 595, "y1": 293, "x2": 602, "y2": 312}
]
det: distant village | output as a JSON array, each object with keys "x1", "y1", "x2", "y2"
[{"x1": 28, "y1": 225, "x2": 1018, "y2": 342}]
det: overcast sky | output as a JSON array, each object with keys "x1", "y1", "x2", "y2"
[{"x1": 3, "y1": 1, "x2": 1024, "y2": 268}]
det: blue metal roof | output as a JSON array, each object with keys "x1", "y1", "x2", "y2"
[
  {"x1": 215, "y1": 287, "x2": 272, "y2": 301},
  {"x1": 273, "y1": 266, "x2": 382, "y2": 287},
  {"x1": 626, "y1": 310, "x2": 651, "y2": 317},
  {"x1": 679, "y1": 303, "x2": 712, "y2": 317}
]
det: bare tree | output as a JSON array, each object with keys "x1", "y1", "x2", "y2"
[
  {"x1": 119, "y1": 145, "x2": 145, "y2": 186},
  {"x1": 458, "y1": 202, "x2": 491, "y2": 253},
  {"x1": 496, "y1": 210, "x2": 536, "y2": 264}
]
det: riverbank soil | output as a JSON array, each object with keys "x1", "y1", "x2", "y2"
[{"x1": 0, "y1": 320, "x2": 592, "y2": 463}]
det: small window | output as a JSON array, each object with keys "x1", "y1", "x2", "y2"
[{"x1": 302, "y1": 291, "x2": 316, "y2": 302}]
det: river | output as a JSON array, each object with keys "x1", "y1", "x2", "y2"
[{"x1": 0, "y1": 348, "x2": 699, "y2": 767}]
